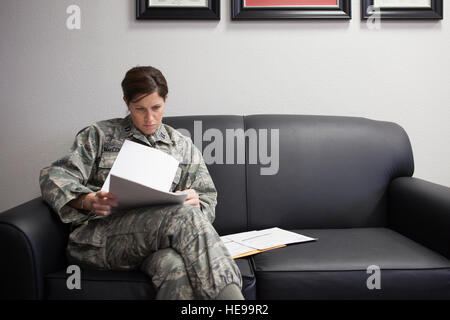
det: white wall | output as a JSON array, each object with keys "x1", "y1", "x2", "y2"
[{"x1": 1, "y1": 0, "x2": 449, "y2": 212}]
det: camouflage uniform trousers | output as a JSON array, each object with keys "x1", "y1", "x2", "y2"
[
  {"x1": 66, "y1": 203, "x2": 243, "y2": 300},
  {"x1": 141, "y1": 248, "x2": 195, "y2": 299}
]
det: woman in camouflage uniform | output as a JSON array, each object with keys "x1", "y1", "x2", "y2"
[{"x1": 39, "y1": 66, "x2": 243, "y2": 300}]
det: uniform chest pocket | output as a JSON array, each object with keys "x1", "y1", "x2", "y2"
[{"x1": 96, "y1": 153, "x2": 118, "y2": 184}]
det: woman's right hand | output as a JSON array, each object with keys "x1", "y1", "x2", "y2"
[{"x1": 85, "y1": 191, "x2": 119, "y2": 216}]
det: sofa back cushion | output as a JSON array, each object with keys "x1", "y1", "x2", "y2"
[
  {"x1": 245, "y1": 115, "x2": 414, "y2": 229},
  {"x1": 163, "y1": 115, "x2": 247, "y2": 235}
]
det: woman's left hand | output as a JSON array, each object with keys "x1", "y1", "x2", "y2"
[{"x1": 175, "y1": 189, "x2": 200, "y2": 207}]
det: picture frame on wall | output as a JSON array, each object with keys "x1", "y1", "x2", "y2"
[
  {"x1": 136, "y1": 0, "x2": 220, "y2": 20},
  {"x1": 232, "y1": 0, "x2": 352, "y2": 20},
  {"x1": 361, "y1": 0, "x2": 443, "y2": 19}
]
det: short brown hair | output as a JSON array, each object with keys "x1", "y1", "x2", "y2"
[{"x1": 121, "y1": 66, "x2": 168, "y2": 104}]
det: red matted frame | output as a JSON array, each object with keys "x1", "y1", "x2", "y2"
[{"x1": 232, "y1": 0, "x2": 351, "y2": 20}]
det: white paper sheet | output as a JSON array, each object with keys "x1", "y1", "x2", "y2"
[
  {"x1": 220, "y1": 236, "x2": 257, "y2": 257},
  {"x1": 102, "y1": 139, "x2": 179, "y2": 193},
  {"x1": 109, "y1": 174, "x2": 186, "y2": 212},
  {"x1": 100, "y1": 139, "x2": 187, "y2": 212},
  {"x1": 223, "y1": 227, "x2": 317, "y2": 251}
]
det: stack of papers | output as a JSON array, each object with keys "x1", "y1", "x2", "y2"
[
  {"x1": 101, "y1": 139, "x2": 187, "y2": 211},
  {"x1": 220, "y1": 227, "x2": 317, "y2": 259}
]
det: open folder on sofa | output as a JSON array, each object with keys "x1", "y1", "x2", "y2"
[{"x1": 221, "y1": 227, "x2": 317, "y2": 259}]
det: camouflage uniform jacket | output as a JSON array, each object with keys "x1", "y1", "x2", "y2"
[{"x1": 39, "y1": 115, "x2": 217, "y2": 229}]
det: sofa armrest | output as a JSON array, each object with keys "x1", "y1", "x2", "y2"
[
  {"x1": 0, "y1": 197, "x2": 69, "y2": 299},
  {"x1": 388, "y1": 177, "x2": 450, "y2": 259}
]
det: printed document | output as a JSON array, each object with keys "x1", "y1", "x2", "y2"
[
  {"x1": 101, "y1": 139, "x2": 187, "y2": 211},
  {"x1": 221, "y1": 228, "x2": 317, "y2": 259}
]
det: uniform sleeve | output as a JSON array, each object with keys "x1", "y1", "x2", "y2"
[
  {"x1": 182, "y1": 140, "x2": 218, "y2": 224},
  {"x1": 39, "y1": 125, "x2": 100, "y2": 224}
]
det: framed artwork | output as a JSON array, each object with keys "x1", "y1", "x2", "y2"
[
  {"x1": 232, "y1": 0, "x2": 352, "y2": 20},
  {"x1": 361, "y1": 0, "x2": 443, "y2": 19},
  {"x1": 136, "y1": 0, "x2": 220, "y2": 20}
]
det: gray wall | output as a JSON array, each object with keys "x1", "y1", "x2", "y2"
[{"x1": 1, "y1": 0, "x2": 449, "y2": 212}]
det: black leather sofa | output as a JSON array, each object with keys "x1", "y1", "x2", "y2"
[{"x1": 1, "y1": 114, "x2": 449, "y2": 300}]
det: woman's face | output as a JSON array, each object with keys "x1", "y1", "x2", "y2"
[{"x1": 126, "y1": 91, "x2": 167, "y2": 135}]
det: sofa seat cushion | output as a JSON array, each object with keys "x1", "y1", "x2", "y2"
[
  {"x1": 253, "y1": 228, "x2": 450, "y2": 299},
  {"x1": 45, "y1": 268, "x2": 156, "y2": 300},
  {"x1": 44, "y1": 257, "x2": 256, "y2": 300}
]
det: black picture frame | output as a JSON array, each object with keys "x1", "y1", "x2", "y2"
[
  {"x1": 136, "y1": 0, "x2": 220, "y2": 20},
  {"x1": 232, "y1": 0, "x2": 351, "y2": 20},
  {"x1": 361, "y1": 0, "x2": 443, "y2": 20}
]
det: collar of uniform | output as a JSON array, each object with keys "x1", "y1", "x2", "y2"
[
  {"x1": 153, "y1": 123, "x2": 173, "y2": 145},
  {"x1": 124, "y1": 114, "x2": 172, "y2": 146}
]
